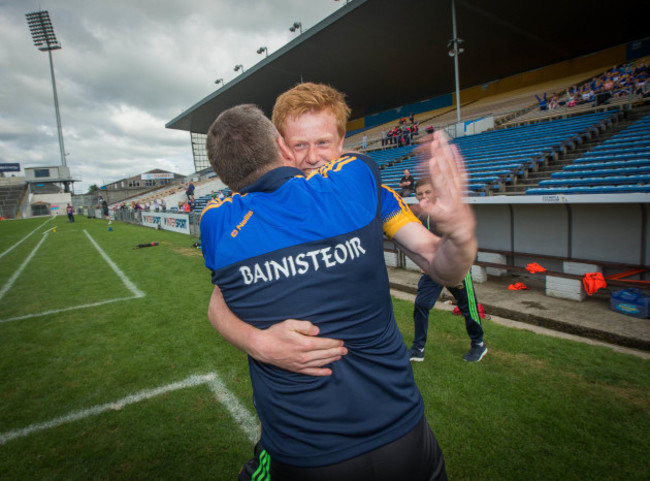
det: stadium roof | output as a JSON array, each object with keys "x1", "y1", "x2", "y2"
[{"x1": 166, "y1": 0, "x2": 649, "y2": 134}]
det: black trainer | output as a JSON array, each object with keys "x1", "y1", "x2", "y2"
[
  {"x1": 409, "y1": 347, "x2": 425, "y2": 362},
  {"x1": 463, "y1": 343, "x2": 488, "y2": 362}
]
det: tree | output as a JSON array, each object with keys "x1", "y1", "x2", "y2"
[{"x1": 87, "y1": 184, "x2": 99, "y2": 194}]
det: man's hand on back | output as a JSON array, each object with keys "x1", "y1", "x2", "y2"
[
  {"x1": 249, "y1": 320, "x2": 348, "y2": 376},
  {"x1": 208, "y1": 286, "x2": 347, "y2": 377}
]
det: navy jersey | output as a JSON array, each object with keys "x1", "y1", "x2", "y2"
[{"x1": 201, "y1": 154, "x2": 423, "y2": 467}]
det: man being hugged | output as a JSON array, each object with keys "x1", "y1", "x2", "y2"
[{"x1": 201, "y1": 104, "x2": 476, "y2": 479}]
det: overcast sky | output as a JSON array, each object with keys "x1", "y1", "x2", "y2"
[{"x1": 0, "y1": 0, "x2": 344, "y2": 193}]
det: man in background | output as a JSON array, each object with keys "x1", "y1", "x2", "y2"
[
  {"x1": 398, "y1": 168, "x2": 416, "y2": 197},
  {"x1": 409, "y1": 177, "x2": 487, "y2": 363}
]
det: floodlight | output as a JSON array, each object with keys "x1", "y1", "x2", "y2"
[
  {"x1": 289, "y1": 22, "x2": 302, "y2": 34},
  {"x1": 234, "y1": 64, "x2": 244, "y2": 73},
  {"x1": 257, "y1": 46, "x2": 268, "y2": 57},
  {"x1": 26, "y1": 10, "x2": 61, "y2": 51},
  {"x1": 214, "y1": 78, "x2": 224, "y2": 85},
  {"x1": 25, "y1": 10, "x2": 67, "y2": 171}
]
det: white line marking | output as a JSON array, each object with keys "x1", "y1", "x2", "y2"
[
  {"x1": 0, "y1": 372, "x2": 258, "y2": 445},
  {"x1": 83, "y1": 229, "x2": 144, "y2": 298},
  {"x1": 0, "y1": 296, "x2": 140, "y2": 324},
  {"x1": 0, "y1": 217, "x2": 53, "y2": 260},
  {"x1": 207, "y1": 374, "x2": 259, "y2": 444},
  {"x1": 0, "y1": 232, "x2": 49, "y2": 302},
  {"x1": 0, "y1": 229, "x2": 145, "y2": 323}
]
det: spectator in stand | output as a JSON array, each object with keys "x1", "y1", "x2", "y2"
[
  {"x1": 154, "y1": 198, "x2": 160, "y2": 212},
  {"x1": 635, "y1": 74, "x2": 647, "y2": 97},
  {"x1": 566, "y1": 86, "x2": 578, "y2": 107},
  {"x1": 548, "y1": 93, "x2": 560, "y2": 110},
  {"x1": 362, "y1": 134, "x2": 368, "y2": 150},
  {"x1": 590, "y1": 76, "x2": 602, "y2": 93},
  {"x1": 381, "y1": 129, "x2": 388, "y2": 147},
  {"x1": 66, "y1": 203, "x2": 75, "y2": 223},
  {"x1": 183, "y1": 201, "x2": 190, "y2": 213},
  {"x1": 398, "y1": 168, "x2": 416, "y2": 197},
  {"x1": 596, "y1": 76, "x2": 613, "y2": 105},
  {"x1": 535, "y1": 92, "x2": 548, "y2": 110},
  {"x1": 634, "y1": 61, "x2": 648, "y2": 81},
  {"x1": 218, "y1": 190, "x2": 226, "y2": 200},
  {"x1": 185, "y1": 182, "x2": 195, "y2": 200},
  {"x1": 161, "y1": 198, "x2": 167, "y2": 212},
  {"x1": 405, "y1": 126, "x2": 413, "y2": 145},
  {"x1": 189, "y1": 197, "x2": 196, "y2": 211},
  {"x1": 614, "y1": 73, "x2": 633, "y2": 97},
  {"x1": 578, "y1": 83, "x2": 594, "y2": 104},
  {"x1": 393, "y1": 126, "x2": 401, "y2": 145}
]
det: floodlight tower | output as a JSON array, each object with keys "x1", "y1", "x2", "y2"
[{"x1": 26, "y1": 10, "x2": 67, "y2": 168}]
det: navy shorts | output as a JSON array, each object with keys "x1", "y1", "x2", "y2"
[{"x1": 239, "y1": 415, "x2": 447, "y2": 481}]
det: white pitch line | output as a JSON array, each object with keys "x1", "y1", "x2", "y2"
[
  {"x1": 0, "y1": 372, "x2": 259, "y2": 445},
  {"x1": 83, "y1": 229, "x2": 144, "y2": 298},
  {"x1": 0, "y1": 216, "x2": 53, "y2": 260},
  {"x1": 0, "y1": 296, "x2": 140, "y2": 324},
  {"x1": 0, "y1": 232, "x2": 49, "y2": 302},
  {"x1": 207, "y1": 374, "x2": 259, "y2": 444}
]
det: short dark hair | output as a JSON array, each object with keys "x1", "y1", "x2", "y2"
[
  {"x1": 206, "y1": 104, "x2": 281, "y2": 192},
  {"x1": 414, "y1": 177, "x2": 432, "y2": 191}
]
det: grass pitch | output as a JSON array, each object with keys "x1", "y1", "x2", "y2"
[{"x1": 0, "y1": 216, "x2": 648, "y2": 480}]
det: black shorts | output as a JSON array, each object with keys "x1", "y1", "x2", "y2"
[{"x1": 239, "y1": 415, "x2": 447, "y2": 481}]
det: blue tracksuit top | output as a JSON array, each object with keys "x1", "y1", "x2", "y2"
[{"x1": 200, "y1": 153, "x2": 424, "y2": 467}]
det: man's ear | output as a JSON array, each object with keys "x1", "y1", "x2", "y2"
[
  {"x1": 337, "y1": 134, "x2": 345, "y2": 156},
  {"x1": 277, "y1": 136, "x2": 296, "y2": 167}
]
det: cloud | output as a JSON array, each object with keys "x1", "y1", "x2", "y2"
[{"x1": 0, "y1": 0, "x2": 342, "y2": 192}]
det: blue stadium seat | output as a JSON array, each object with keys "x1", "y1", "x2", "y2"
[{"x1": 532, "y1": 113, "x2": 650, "y2": 193}]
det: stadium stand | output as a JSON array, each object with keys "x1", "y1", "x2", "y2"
[
  {"x1": 527, "y1": 113, "x2": 650, "y2": 194},
  {"x1": 346, "y1": 58, "x2": 649, "y2": 153},
  {"x1": 376, "y1": 110, "x2": 621, "y2": 196},
  {"x1": 0, "y1": 183, "x2": 27, "y2": 219}
]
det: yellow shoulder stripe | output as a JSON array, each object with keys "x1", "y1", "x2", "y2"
[{"x1": 199, "y1": 194, "x2": 242, "y2": 222}]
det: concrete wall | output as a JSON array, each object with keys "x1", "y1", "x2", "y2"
[{"x1": 25, "y1": 192, "x2": 72, "y2": 217}]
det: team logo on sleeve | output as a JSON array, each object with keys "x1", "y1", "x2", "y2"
[{"x1": 231, "y1": 210, "x2": 253, "y2": 237}]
